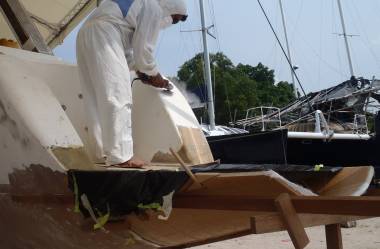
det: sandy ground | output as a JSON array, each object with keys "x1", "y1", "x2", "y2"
[{"x1": 191, "y1": 218, "x2": 380, "y2": 249}]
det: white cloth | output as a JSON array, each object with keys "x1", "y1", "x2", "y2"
[
  {"x1": 76, "y1": 0, "x2": 187, "y2": 165},
  {"x1": 158, "y1": 0, "x2": 187, "y2": 17},
  {"x1": 160, "y1": 16, "x2": 173, "y2": 29}
]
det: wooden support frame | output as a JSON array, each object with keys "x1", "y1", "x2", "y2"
[
  {"x1": 251, "y1": 213, "x2": 364, "y2": 249},
  {"x1": 9, "y1": 190, "x2": 380, "y2": 249},
  {"x1": 174, "y1": 194, "x2": 380, "y2": 249},
  {"x1": 275, "y1": 194, "x2": 309, "y2": 249},
  {"x1": 251, "y1": 213, "x2": 364, "y2": 234},
  {"x1": 170, "y1": 148, "x2": 203, "y2": 190},
  {"x1": 174, "y1": 195, "x2": 380, "y2": 216},
  {"x1": 0, "y1": 0, "x2": 52, "y2": 54},
  {"x1": 366, "y1": 188, "x2": 380, "y2": 196},
  {"x1": 326, "y1": 224, "x2": 343, "y2": 249}
]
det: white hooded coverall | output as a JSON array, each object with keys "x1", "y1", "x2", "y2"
[{"x1": 76, "y1": 0, "x2": 187, "y2": 165}]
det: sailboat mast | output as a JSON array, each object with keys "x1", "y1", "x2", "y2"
[
  {"x1": 336, "y1": 0, "x2": 355, "y2": 77},
  {"x1": 278, "y1": 0, "x2": 297, "y2": 96},
  {"x1": 199, "y1": 0, "x2": 216, "y2": 130}
]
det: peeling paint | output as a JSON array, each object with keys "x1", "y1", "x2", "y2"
[
  {"x1": 0, "y1": 100, "x2": 32, "y2": 149},
  {"x1": 0, "y1": 194, "x2": 148, "y2": 249},
  {"x1": 151, "y1": 146, "x2": 191, "y2": 164},
  {"x1": 8, "y1": 164, "x2": 69, "y2": 196},
  {"x1": 0, "y1": 184, "x2": 10, "y2": 193},
  {"x1": 151, "y1": 151, "x2": 177, "y2": 164},
  {"x1": 0, "y1": 100, "x2": 21, "y2": 140},
  {"x1": 0, "y1": 100, "x2": 7, "y2": 123},
  {"x1": 21, "y1": 136, "x2": 31, "y2": 147}
]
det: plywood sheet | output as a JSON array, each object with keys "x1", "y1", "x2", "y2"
[
  {"x1": 183, "y1": 171, "x2": 316, "y2": 197},
  {"x1": 127, "y1": 171, "x2": 315, "y2": 247},
  {"x1": 132, "y1": 81, "x2": 213, "y2": 165},
  {"x1": 177, "y1": 126, "x2": 214, "y2": 165},
  {"x1": 318, "y1": 166, "x2": 374, "y2": 196},
  {"x1": 127, "y1": 209, "x2": 265, "y2": 247}
]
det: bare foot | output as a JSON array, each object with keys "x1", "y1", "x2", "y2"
[{"x1": 116, "y1": 157, "x2": 146, "y2": 168}]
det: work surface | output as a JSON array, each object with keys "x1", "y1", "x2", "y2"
[{"x1": 192, "y1": 217, "x2": 380, "y2": 249}]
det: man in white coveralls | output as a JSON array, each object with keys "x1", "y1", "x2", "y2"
[{"x1": 76, "y1": 0, "x2": 187, "y2": 167}]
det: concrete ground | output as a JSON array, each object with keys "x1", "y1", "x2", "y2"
[{"x1": 191, "y1": 218, "x2": 380, "y2": 249}]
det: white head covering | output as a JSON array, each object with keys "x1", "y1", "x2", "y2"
[
  {"x1": 158, "y1": 0, "x2": 187, "y2": 17},
  {"x1": 160, "y1": 16, "x2": 173, "y2": 29}
]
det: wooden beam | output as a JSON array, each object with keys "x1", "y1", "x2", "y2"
[
  {"x1": 325, "y1": 224, "x2": 343, "y2": 249},
  {"x1": 173, "y1": 195, "x2": 380, "y2": 217},
  {"x1": 251, "y1": 213, "x2": 365, "y2": 234},
  {"x1": 170, "y1": 148, "x2": 203, "y2": 190},
  {"x1": 0, "y1": 0, "x2": 52, "y2": 54},
  {"x1": 365, "y1": 188, "x2": 380, "y2": 196},
  {"x1": 275, "y1": 193, "x2": 309, "y2": 249}
]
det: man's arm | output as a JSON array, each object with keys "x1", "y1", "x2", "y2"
[
  {"x1": 132, "y1": 0, "x2": 161, "y2": 76},
  {"x1": 125, "y1": 49, "x2": 135, "y2": 71}
]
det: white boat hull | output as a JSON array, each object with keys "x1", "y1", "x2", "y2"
[{"x1": 0, "y1": 46, "x2": 213, "y2": 188}]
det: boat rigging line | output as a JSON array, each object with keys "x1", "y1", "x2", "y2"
[
  {"x1": 256, "y1": 0, "x2": 313, "y2": 111},
  {"x1": 278, "y1": 0, "x2": 297, "y2": 96},
  {"x1": 336, "y1": 0, "x2": 355, "y2": 77}
]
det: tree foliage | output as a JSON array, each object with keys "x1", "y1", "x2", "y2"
[{"x1": 177, "y1": 52, "x2": 296, "y2": 125}]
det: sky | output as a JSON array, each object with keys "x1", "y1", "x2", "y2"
[{"x1": 54, "y1": 0, "x2": 380, "y2": 93}]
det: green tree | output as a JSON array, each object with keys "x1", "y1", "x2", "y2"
[{"x1": 177, "y1": 52, "x2": 296, "y2": 125}]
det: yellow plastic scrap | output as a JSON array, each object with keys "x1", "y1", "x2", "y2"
[
  {"x1": 93, "y1": 213, "x2": 110, "y2": 230},
  {"x1": 94, "y1": 204, "x2": 111, "y2": 230},
  {"x1": 137, "y1": 203, "x2": 162, "y2": 210},
  {"x1": 314, "y1": 164, "x2": 324, "y2": 171},
  {"x1": 72, "y1": 174, "x2": 80, "y2": 213}
]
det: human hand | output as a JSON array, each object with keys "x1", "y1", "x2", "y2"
[
  {"x1": 149, "y1": 73, "x2": 169, "y2": 88},
  {"x1": 136, "y1": 71, "x2": 169, "y2": 89}
]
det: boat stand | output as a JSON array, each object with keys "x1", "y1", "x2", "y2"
[{"x1": 173, "y1": 193, "x2": 380, "y2": 249}]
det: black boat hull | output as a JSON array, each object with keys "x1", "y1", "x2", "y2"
[
  {"x1": 207, "y1": 129, "x2": 380, "y2": 179},
  {"x1": 207, "y1": 130, "x2": 288, "y2": 164}
]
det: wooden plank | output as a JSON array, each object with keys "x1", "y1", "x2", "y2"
[
  {"x1": 325, "y1": 224, "x2": 343, "y2": 249},
  {"x1": 180, "y1": 173, "x2": 220, "y2": 192},
  {"x1": 173, "y1": 195, "x2": 380, "y2": 216},
  {"x1": 292, "y1": 196, "x2": 380, "y2": 216},
  {"x1": 170, "y1": 148, "x2": 203, "y2": 190},
  {"x1": 127, "y1": 209, "x2": 258, "y2": 248},
  {"x1": 318, "y1": 166, "x2": 373, "y2": 196},
  {"x1": 275, "y1": 193, "x2": 309, "y2": 249},
  {"x1": 365, "y1": 188, "x2": 380, "y2": 196},
  {"x1": 180, "y1": 172, "x2": 307, "y2": 197},
  {"x1": 251, "y1": 213, "x2": 365, "y2": 234},
  {"x1": 177, "y1": 126, "x2": 214, "y2": 165}
]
